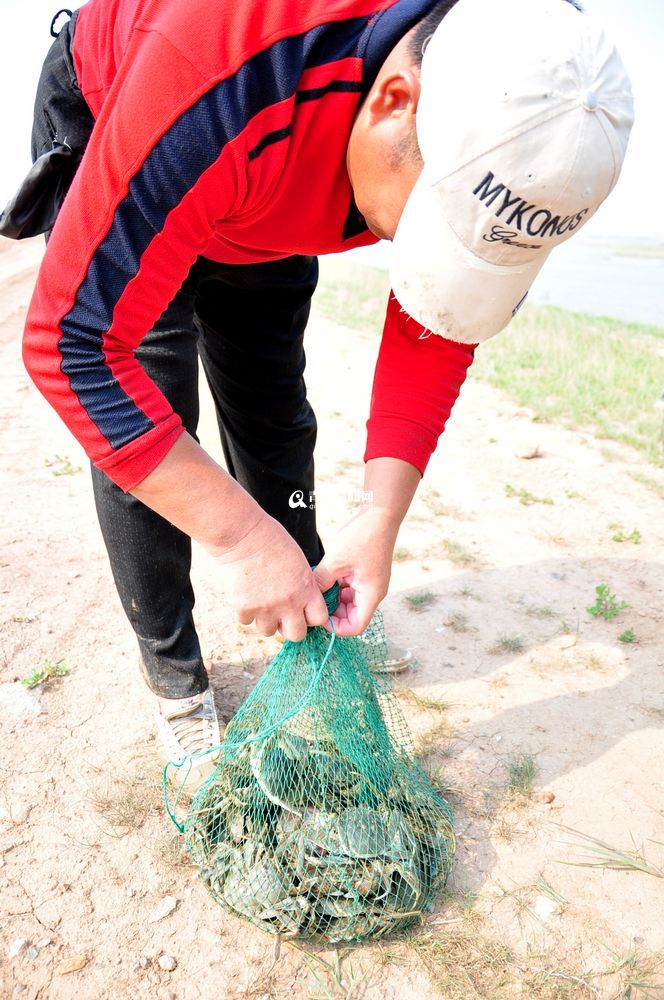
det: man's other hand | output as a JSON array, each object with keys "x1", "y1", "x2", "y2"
[
  {"x1": 313, "y1": 506, "x2": 400, "y2": 636},
  {"x1": 312, "y1": 456, "x2": 420, "y2": 635}
]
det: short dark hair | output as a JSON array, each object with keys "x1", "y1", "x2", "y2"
[
  {"x1": 409, "y1": 0, "x2": 584, "y2": 65},
  {"x1": 409, "y1": 1, "x2": 459, "y2": 64}
]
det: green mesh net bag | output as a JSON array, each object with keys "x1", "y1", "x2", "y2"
[{"x1": 174, "y1": 583, "x2": 456, "y2": 943}]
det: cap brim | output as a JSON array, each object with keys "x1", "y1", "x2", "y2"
[{"x1": 390, "y1": 173, "x2": 551, "y2": 343}]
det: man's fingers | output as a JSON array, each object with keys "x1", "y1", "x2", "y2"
[
  {"x1": 312, "y1": 561, "x2": 337, "y2": 594},
  {"x1": 330, "y1": 613, "x2": 360, "y2": 636},
  {"x1": 330, "y1": 587, "x2": 378, "y2": 636},
  {"x1": 331, "y1": 600, "x2": 350, "y2": 622},
  {"x1": 233, "y1": 570, "x2": 370, "y2": 640},
  {"x1": 255, "y1": 614, "x2": 280, "y2": 637},
  {"x1": 351, "y1": 591, "x2": 378, "y2": 634},
  {"x1": 279, "y1": 613, "x2": 309, "y2": 643},
  {"x1": 304, "y1": 591, "x2": 331, "y2": 629}
]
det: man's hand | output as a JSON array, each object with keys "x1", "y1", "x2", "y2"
[
  {"x1": 214, "y1": 512, "x2": 329, "y2": 641},
  {"x1": 131, "y1": 432, "x2": 329, "y2": 641},
  {"x1": 313, "y1": 456, "x2": 421, "y2": 635},
  {"x1": 314, "y1": 506, "x2": 400, "y2": 635}
]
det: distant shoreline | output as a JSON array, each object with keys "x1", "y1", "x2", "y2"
[
  {"x1": 587, "y1": 238, "x2": 664, "y2": 260},
  {"x1": 341, "y1": 235, "x2": 664, "y2": 328}
]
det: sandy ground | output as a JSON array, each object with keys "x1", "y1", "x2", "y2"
[{"x1": 1, "y1": 239, "x2": 663, "y2": 1000}]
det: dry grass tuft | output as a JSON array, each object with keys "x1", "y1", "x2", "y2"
[
  {"x1": 555, "y1": 825, "x2": 664, "y2": 878},
  {"x1": 445, "y1": 611, "x2": 470, "y2": 632},
  {"x1": 507, "y1": 753, "x2": 537, "y2": 798},
  {"x1": 399, "y1": 688, "x2": 452, "y2": 713},
  {"x1": 526, "y1": 604, "x2": 556, "y2": 619},
  {"x1": 489, "y1": 634, "x2": 526, "y2": 655},
  {"x1": 406, "y1": 928, "x2": 515, "y2": 999},
  {"x1": 415, "y1": 718, "x2": 456, "y2": 761},
  {"x1": 436, "y1": 538, "x2": 482, "y2": 568},
  {"x1": 89, "y1": 761, "x2": 163, "y2": 834},
  {"x1": 599, "y1": 945, "x2": 664, "y2": 997},
  {"x1": 152, "y1": 831, "x2": 194, "y2": 870}
]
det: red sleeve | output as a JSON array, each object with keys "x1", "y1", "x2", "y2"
[
  {"x1": 22, "y1": 32, "x2": 240, "y2": 492},
  {"x1": 364, "y1": 292, "x2": 477, "y2": 476}
]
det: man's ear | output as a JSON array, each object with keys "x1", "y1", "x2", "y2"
[{"x1": 365, "y1": 69, "x2": 421, "y2": 125}]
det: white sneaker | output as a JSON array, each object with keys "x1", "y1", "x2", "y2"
[
  {"x1": 359, "y1": 631, "x2": 414, "y2": 674},
  {"x1": 155, "y1": 688, "x2": 222, "y2": 778},
  {"x1": 371, "y1": 637, "x2": 414, "y2": 674}
]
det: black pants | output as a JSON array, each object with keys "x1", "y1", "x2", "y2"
[
  {"x1": 31, "y1": 14, "x2": 324, "y2": 699},
  {"x1": 91, "y1": 256, "x2": 324, "y2": 698}
]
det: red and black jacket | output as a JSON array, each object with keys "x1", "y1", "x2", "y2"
[{"x1": 23, "y1": 0, "x2": 476, "y2": 492}]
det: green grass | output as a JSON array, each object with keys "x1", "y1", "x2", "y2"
[
  {"x1": 315, "y1": 259, "x2": 664, "y2": 467},
  {"x1": 629, "y1": 471, "x2": 664, "y2": 499},
  {"x1": 404, "y1": 590, "x2": 438, "y2": 612},
  {"x1": 535, "y1": 876, "x2": 567, "y2": 910},
  {"x1": 316, "y1": 256, "x2": 390, "y2": 335},
  {"x1": 473, "y1": 304, "x2": 664, "y2": 467},
  {"x1": 405, "y1": 929, "x2": 515, "y2": 1000},
  {"x1": 507, "y1": 753, "x2": 537, "y2": 797},
  {"x1": 601, "y1": 945, "x2": 664, "y2": 996},
  {"x1": 395, "y1": 925, "x2": 599, "y2": 999},
  {"x1": 90, "y1": 763, "x2": 163, "y2": 833}
]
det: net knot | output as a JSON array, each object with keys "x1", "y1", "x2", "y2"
[{"x1": 322, "y1": 581, "x2": 340, "y2": 617}]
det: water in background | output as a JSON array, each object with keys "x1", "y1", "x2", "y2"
[
  {"x1": 343, "y1": 239, "x2": 664, "y2": 329},
  {"x1": 528, "y1": 242, "x2": 664, "y2": 328}
]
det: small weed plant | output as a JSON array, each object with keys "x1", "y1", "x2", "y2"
[
  {"x1": 618, "y1": 628, "x2": 637, "y2": 644},
  {"x1": 44, "y1": 454, "x2": 82, "y2": 477},
  {"x1": 504, "y1": 483, "x2": 554, "y2": 506},
  {"x1": 609, "y1": 524, "x2": 641, "y2": 544},
  {"x1": 587, "y1": 584, "x2": 628, "y2": 620},
  {"x1": 21, "y1": 659, "x2": 69, "y2": 689}
]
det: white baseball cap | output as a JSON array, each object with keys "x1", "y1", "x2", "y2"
[{"x1": 390, "y1": 0, "x2": 635, "y2": 343}]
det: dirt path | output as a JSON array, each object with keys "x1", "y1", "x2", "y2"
[{"x1": 1, "y1": 240, "x2": 663, "y2": 999}]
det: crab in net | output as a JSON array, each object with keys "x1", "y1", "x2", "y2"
[{"x1": 184, "y1": 725, "x2": 455, "y2": 943}]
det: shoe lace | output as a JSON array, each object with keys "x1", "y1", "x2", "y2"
[{"x1": 168, "y1": 706, "x2": 215, "y2": 756}]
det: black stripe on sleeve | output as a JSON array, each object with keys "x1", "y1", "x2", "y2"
[
  {"x1": 295, "y1": 79, "x2": 363, "y2": 104},
  {"x1": 247, "y1": 125, "x2": 293, "y2": 161}
]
